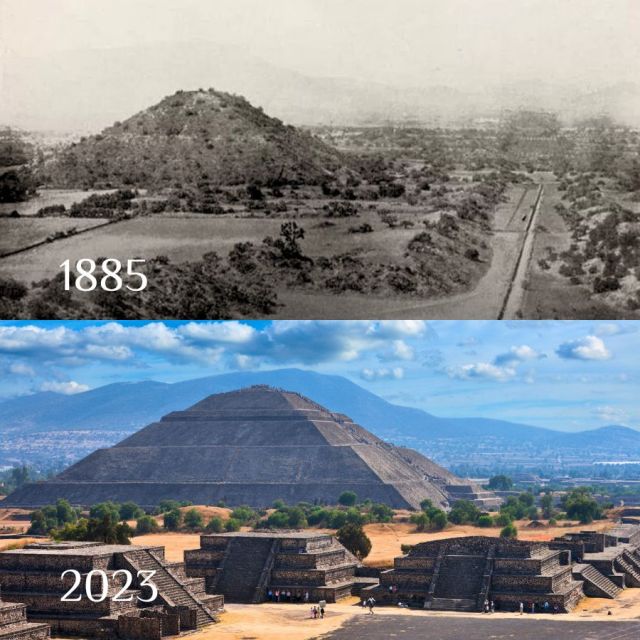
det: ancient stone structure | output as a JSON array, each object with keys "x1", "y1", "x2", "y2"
[
  {"x1": 0, "y1": 542, "x2": 221, "y2": 639},
  {"x1": 0, "y1": 591, "x2": 49, "y2": 640},
  {"x1": 184, "y1": 532, "x2": 361, "y2": 603},
  {"x1": 5, "y1": 386, "x2": 496, "y2": 510},
  {"x1": 551, "y1": 525, "x2": 640, "y2": 598},
  {"x1": 364, "y1": 537, "x2": 583, "y2": 612}
]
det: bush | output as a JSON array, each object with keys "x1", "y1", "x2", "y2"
[
  {"x1": 163, "y1": 509, "x2": 182, "y2": 531},
  {"x1": 205, "y1": 516, "x2": 225, "y2": 533},
  {"x1": 183, "y1": 508, "x2": 204, "y2": 530},
  {"x1": 477, "y1": 515, "x2": 494, "y2": 528},
  {"x1": 225, "y1": 518, "x2": 241, "y2": 532},
  {"x1": 231, "y1": 505, "x2": 258, "y2": 524},
  {"x1": 338, "y1": 491, "x2": 358, "y2": 507},
  {"x1": 135, "y1": 515, "x2": 159, "y2": 535},
  {"x1": 494, "y1": 513, "x2": 513, "y2": 527},
  {"x1": 337, "y1": 523, "x2": 372, "y2": 560},
  {"x1": 500, "y1": 524, "x2": 518, "y2": 539}
]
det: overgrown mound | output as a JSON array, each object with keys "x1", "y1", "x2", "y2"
[{"x1": 45, "y1": 89, "x2": 347, "y2": 189}]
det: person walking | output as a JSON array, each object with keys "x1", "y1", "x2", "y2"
[
  {"x1": 320, "y1": 604, "x2": 325, "y2": 619},
  {"x1": 519, "y1": 601, "x2": 524, "y2": 615},
  {"x1": 367, "y1": 597, "x2": 375, "y2": 614}
]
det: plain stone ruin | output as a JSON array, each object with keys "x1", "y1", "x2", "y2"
[
  {"x1": 363, "y1": 536, "x2": 584, "y2": 612},
  {"x1": 184, "y1": 532, "x2": 366, "y2": 603},
  {"x1": 0, "y1": 542, "x2": 221, "y2": 639},
  {"x1": 4, "y1": 386, "x2": 498, "y2": 510},
  {"x1": 0, "y1": 590, "x2": 49, "y2": 640}
]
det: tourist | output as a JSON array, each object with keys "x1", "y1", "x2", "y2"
[
  {"x1": 553, "y1": 604, "x2": 559, "y2": 614},
  {"x1": 267, "y1": 589, "x2": 273, "y2": 601},
  {"x1": 287, "y1": 590, "x2": 292, "y2": 602},
  {"x1": 519, "y1": 601, "x2": 524, "y2": 615},
  {"x1": 490, "y1": 600, "x2": 495, "y2": 613},
  {"x1": 544, "y1": 601, "x2": 550, "y2": 613},
  {"x1": 320, "y1": 604, "x2": 325, "y2": 619},
  {"x1": 530, "y1": 602, "x2": 535, "y2": 614},
  {"x1": 310, "y1": 606, "x2": 316, "y2": 619},
  {"x1": 483, "y1": 599, "x2": 489, "y2": 613},
  {"x1": 367, "y1": 597, "x2": 375, "y2": 614},
  {"x1": 275, "y1": 589, "x2": 280, "y2": 602},
  {"x1": 304, "y1": 591, "x2": 309, "y2": 603}
]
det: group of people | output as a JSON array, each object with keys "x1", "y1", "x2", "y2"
[
  {"x1": 482, "y1": 599, "x2": 495, "y2": 613},
  {"x1": 266, "y1": 589, "x2": 310, "y2": 603},
  {"x1": 310, "y1": 604, "x2": 325, "y2": 619},
  {"x1": 519, "y1": 601, "x2": 560, "y2": 614},
  {"x1": 362, "y1": 596, "x2": 376, "y2": 614}
]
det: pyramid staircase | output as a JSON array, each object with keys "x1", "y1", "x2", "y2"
[
  {"x1": 572, "y1": 564, "x2": 623, "y2": 599},
  {"x1": 121, "y1": 549, "x2": 217, "y2": 627},
  {"x1": 615, "y1": 553, "x2": 640, "y2": 588},
  {"x1": 430, "y1": 554, "x2": 487, "y2": 612},
  {"x1": 213, "y1": 537, "x2": 275, "y2": 603}
]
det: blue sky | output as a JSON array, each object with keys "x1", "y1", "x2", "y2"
[{"x1": 0, "y1": 320, "x2": 637, "y2": 432}]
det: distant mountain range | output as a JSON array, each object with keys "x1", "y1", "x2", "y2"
[
  {"x1": 1, "y1": 369, "x2": 638, "y2": 472},
  {"x1": 2, "y1": 42, "x2": 639, "y2": 131}
]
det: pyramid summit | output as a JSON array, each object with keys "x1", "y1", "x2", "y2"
[{"x1": 5, "y1": 386, "x2": 495, "y2": 510}]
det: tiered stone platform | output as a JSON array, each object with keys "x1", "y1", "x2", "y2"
[
  {"x1": 0, "y1": 593, "x2": 49, "y2": 640},
  {"x1": 0, "y1": 542, "x2": 221, "y2": 639},
  {"x1": 364, "y1": 537, "x2": 583, "y2": 612},
  {"x1": 444, "y1": 485, "x2": 503, "y2": 511},
  {"x1": 551, "y1": 526, "x2": 640, "y2": 595},
  {"x1": 184, "y1": 532, "x2": 360, "y2": 603}
]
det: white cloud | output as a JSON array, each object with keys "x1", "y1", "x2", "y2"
[
  {"x1": 594, "y1": 405, "x2": 628, "y2": 425},
  {"x1": 494, "y1": 344, "x2": 542, "y2": 366},
  {"x1": 8, "y1": 362, "x2": 35, "y2": 376},
  {"x1": 452, "y1": 362, "x2": 516, "y2": 382},
  {"x1": 40, "y1": 380, "x2": 90, "y2": 395},
  {"x1": 361, "y1": 367, "x2": 404, "y2": 381},
  {"x1": 556, "y1": 335, "x2": 611, "y2": 361}
]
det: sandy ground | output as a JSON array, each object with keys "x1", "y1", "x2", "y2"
[{"x1": 188, "y1": 590, "x2": 640, "y2": 640}]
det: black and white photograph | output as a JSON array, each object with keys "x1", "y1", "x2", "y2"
[{"x1": 1, "y1": 0, "x2": 639, "y2": 320}]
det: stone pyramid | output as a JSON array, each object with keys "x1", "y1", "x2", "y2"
[{"x1": 6, "y1": 386, "x2": 471, "y2": 509}]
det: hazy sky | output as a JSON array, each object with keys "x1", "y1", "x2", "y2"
[
  {"x1": 2, "y1": 0, "x2": 639, "y2": 89},
  {"x1": 0, "y1": 320, "x2": 638, "y2": 433}
]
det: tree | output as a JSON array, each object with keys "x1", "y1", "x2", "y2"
[
  {"x1": 487, "y1": 475, "x2": 513, "y2": 491},
  {"x1": 449, "y1": 500, "x2": 481, "y2": 525},
  {"x1": 90, "y1": 502, "x2": 121, "y2": 522},
  {"x1": 276, "y1": 222, "x2": 306, "y2": 259},
  {"x1": 183, "y1": 508, "x2": 204, "y2": 530},
  {"x1": 337, "y1": 523, "x2": 372, "y2": 560},
  {"x1": 163, "y1": 509, "x2": 183, "y2": 531},
  {"x1": 231, "y1": 505, "x2": 258, "y2": 524},
  {"x1": 338, "y1": 491, "x2": 357, "y2": 507},
  {"x1": 561, "y1": 488, "x2": 602, "y2": 524},
  {"x1": 135, "y1": 515, "x2": 160, "y2": 535},
  {"x1": 540, "y1": 493, "x2": 554, "y2": 519},
  {"x1": 120, "y1": 501, "x2": 144, "y2": 521}
]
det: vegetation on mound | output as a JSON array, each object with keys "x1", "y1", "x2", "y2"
[{"x1": 43, "y1": 89, "x2": 348, "y2": 189}]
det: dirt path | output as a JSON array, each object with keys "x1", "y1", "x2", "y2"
[{"x1": 276, "y1": 184, "x2": 541, "y2": 320}]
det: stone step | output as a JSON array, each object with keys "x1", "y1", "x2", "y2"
[{"x1": 429, "y1": 597, "x2": 477, "y2": 612}]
